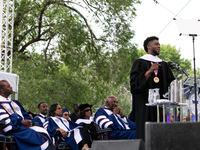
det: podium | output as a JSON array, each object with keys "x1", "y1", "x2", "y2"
[{"x1": 146, "y1": 100, "x2": 171, "y2": 123}]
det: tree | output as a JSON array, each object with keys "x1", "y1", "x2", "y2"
[
  {"x1": 12, "y1": 52, "x2": 92, "y2": 113},
  {"x1": 12, "y1": 0, "x2": 141, "y2": 115},
  {"x1": 159, "y1": 44, "x2": 191, "y2": 79},
  {"x1": 12, "y1": 48, "x2": 138, "y2": 115},
  {"x1": 14, "y1": 0, "x2": 140, "y2": 57},
  {"x1": 189, "y1": 68, "x2": 200, "y2": 79},
  {"x1": 13, "y1": 0, "x2": 141, "y2": 82}
]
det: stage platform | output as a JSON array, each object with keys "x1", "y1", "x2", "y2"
[
  {"x1": 91, "y1": 122, "x2": 200, "y2": 150},
  {"x1": 91, "y1": 139, "x2": 145, "y2": 150},
  {"x1": 146, "y1": 122, "x2": 200, "y2": 150}
]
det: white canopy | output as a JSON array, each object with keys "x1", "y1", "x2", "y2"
[{"x1": 0, "y1": 71, "x2": 19, "y2": 93}]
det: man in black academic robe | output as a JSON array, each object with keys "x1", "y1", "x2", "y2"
[
  {"x1": 130, "y1": 36, "x2": 175, "y2": 141},
  {"x1": 69, "y1": 104, "x2": 80, "y2": 122}
]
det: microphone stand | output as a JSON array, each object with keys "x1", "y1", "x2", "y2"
[
  {"x1": 190, "y1": 34, "x2": 198, "y2": 122},
  {"x1": 174, "y1": 19, "x2": 200, "y2": 122}
]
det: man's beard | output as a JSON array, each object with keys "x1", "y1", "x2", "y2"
[{"x1": 153, "y1": 49, "x2": 159, "y2": 56}]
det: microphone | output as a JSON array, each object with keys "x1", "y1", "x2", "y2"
[
  {"x1": 168, "y1": 61, "x2": 189, "y2": 78},
  {"x1": 168, "y1": 62, "x2": 181, "y2": 70}
]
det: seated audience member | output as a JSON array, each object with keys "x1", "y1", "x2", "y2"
[
  {"x1": 69, "y1": 103, "x2": 80, "y2": 122},
  {"x1": 186, "y1": 109, "x2": 191, "y2": 121},
  {"x1": 177, "y1": 108, "x2": 180, "y2": 121},
  {"x1": 28, "y1": 111, "x2": 36, "y2": 120},
  {"x1": 76, "y1": 104, "x2": 99, "y2": 148},
  {"x1": 32, "y1": 102, "x2": 48, "y2": 127},
  {"x1": 0, "y1": 80, "x2": 55, "y2": 150},
  {"x1": 170, "y1": 113, "x2": 174, "y2": 122},
  {"x1": 44, "y1": 103, "x2": 90, "y2": 150},
  {"x1": 62, "y1": 108, "x2": 71, "y2": 121},
  {"x1": 94, "y1": 96, "x2": 136, "y2": 139}
]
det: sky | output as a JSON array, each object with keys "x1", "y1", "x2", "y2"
[{"x1": 132, "y1": 0, "x2": 200, "y2": 69}]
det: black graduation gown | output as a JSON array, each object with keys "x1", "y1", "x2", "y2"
[
  {"x1": 130, "y1": 58, "x2": 175, "y2": 141},
  {"x1": 69, "y1": 112, "x2": 79, "y2": 122}
]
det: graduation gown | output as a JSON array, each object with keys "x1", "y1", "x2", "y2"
[
  {"x1": 0, "y1": 97, "x2": 51, "y2": 150},
  {"x1": 69, "y1": 112, "x2": 79, "y2": 122},
  {"x1": 76, "y1": 119, "x2": 99, "y2": 147},
  {"x1": 130, "y1": 58, "x2": 175, "y2": 140},
  {"x1": 44, "y1": 116, "x2": 82, "y2": 150},
  {"x1": 94, "y1": 107, "x2": 136, "y2": 139},
  {"x1": 32, "y1": 114, "x2": 47, "y2": 127}
]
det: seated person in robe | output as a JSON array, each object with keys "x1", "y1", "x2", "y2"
[
  {"x1": 32, "y1": 102, "x2": 48, "y2": 127},
  {"x1": 76, "y1": 104, "x2": 99, "y2": 147},
  {"x1": 94, "y1": 96, "x2": 136, "y2": 140},
  {"x1": 61, "y1": 108, "x2": 71, "y2": 121},
  {"x1": 44, "y1": 103, "x2": 90, "y2": 150},
  {"x1": 27, "y1": 111, "x2": 36, "y2": 119},
  {"x1": 0, "y1": 80, "x2": 55, "y2": 150}
]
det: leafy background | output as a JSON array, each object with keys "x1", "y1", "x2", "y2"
[{"x1": 10, "y1": 0, "x2": 194, "y2": 116}]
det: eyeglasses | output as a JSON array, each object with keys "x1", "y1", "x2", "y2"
[
  {"x1": 64, "y1": 114, "x2": 69, "y2": 116},
  {"x1": 57, "y1": 107, "x2": 62, "y2": 110},
  {"x1": 85, "y1": 109, "x2": 91, "y2": 112}
]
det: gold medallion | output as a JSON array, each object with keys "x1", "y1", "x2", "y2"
[{"x1": 154, "y1": 77, "x2": 159, "y2": 83}]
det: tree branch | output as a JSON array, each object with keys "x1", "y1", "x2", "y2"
[
  {"x1": 38, "y1": 1, "x2": 53, "y2": 37},
  {"x1": 16, "y1": 0, "x2": 113, "y2": 53},
  {"x1": 58, "y1": 2, "x2": 108, "y2": 42},
  {"x1": 19, "y1": 27, "x2": 53, "y2": 53}
]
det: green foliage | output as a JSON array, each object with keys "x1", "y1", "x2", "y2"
[
  {"x1": 12, "y1": 0, "x2": 194, "y2": 115},
  {"x1": 137, "y1": 48, "x2": 146, "y2": 57},
  {"x1": 189, "y1": 68, "x2": 200, "y2": 84},
  {"x1": 159, "y1": 44, "x2": 191, "y2": 79},
  {"x1": 13, "y1": 0, "x2": 141, "y2": 54},
  {"x1": 12, "y1": 52, "x2": 91, "y2": 113},
  {"x1": 12, "y1": 1, "x2": 196, "y2": 116},
  {"x1": 12, "y1": 0, "x2": 141, "y2": 115},
  {"x1": 12, "y1": 46, "x2": 138, "y2": 116}
]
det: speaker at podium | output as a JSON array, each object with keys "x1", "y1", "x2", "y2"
[
  {"x1": 91, "y1": 139, "x2": 145, "y2": 150},
  {"x1": 145, "y1": 122, "x2": 200, "y2": 150}
]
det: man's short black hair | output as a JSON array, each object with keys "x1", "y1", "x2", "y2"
[
  {"x1": 0, "y1": 80, "x2": 7, "y2": 90},
  {"x1": 143, "y1": 36, "x2": 159, "y2": 52},
  {"x1": 38, "y1": 102, "x2": 45, "y2": 109},
  {"x1": 73, "y1": 104, "x2": 79, "y2": 108}
]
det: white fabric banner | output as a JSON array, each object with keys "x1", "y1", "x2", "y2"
[{"x1": 0, "y1": 72, "x2": 19, "y2": 92}]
